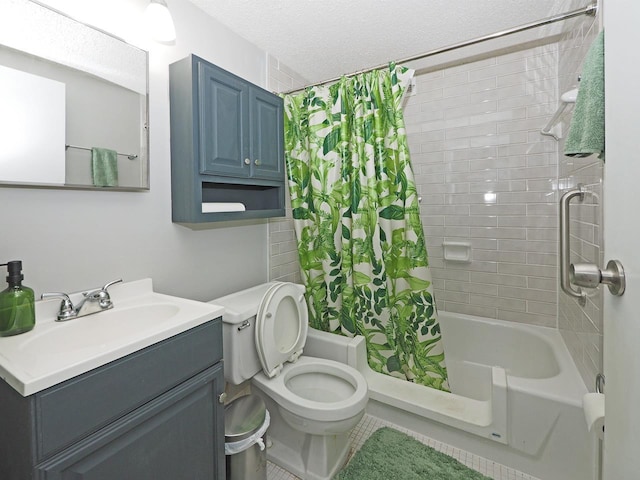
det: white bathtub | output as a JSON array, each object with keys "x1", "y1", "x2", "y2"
[{"x1": 304, "y1": 311, "x2": 596, "y2": 480}]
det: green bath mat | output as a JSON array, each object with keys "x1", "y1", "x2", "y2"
[{"x1": 335, "y1": 427, "x2": 491, "y2": 480}]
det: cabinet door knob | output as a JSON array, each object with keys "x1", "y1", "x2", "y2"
[
  {"x1": 218, "y1": 392, "x2": 227, "y2": 404},
  {"x1": 244, "y1": 158, "x2": 251, "y2": 165},
  {"x1": 254, "y1": 159, "x2": 261, "y2": 166}
]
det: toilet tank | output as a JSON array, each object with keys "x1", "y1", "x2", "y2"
[{"x1": 209, "y1": 283, "x2": 276, "y2": 385}]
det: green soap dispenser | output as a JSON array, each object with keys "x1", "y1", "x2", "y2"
[{"x1": 0, "y1": 260, "x2": 35, "y2": 336}]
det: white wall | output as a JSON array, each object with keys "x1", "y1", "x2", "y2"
[{"x1": 0, "y1": 0, "x2": 271, "y2": 301}]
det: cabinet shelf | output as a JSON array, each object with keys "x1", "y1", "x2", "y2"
[{"x1": 170, "y1": 55, "x2": 286, "y2": 226}]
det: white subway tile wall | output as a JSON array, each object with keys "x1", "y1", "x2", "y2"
[
  {"x1": 556, "y1": 17, "x2": 603, "y2": 391},
  {"x1": 267, "y1": 55, "x2": 306, "y2": 284},
  {"x1": 405, "y1": 42, "x2": 561, "y2": 328}
]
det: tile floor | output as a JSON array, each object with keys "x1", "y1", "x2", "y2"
[{"x1": 266, "y1": 414, "x2": 541, "y2": 480}]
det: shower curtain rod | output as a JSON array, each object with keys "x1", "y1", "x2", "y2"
[{"x1": 282, "y1": 3, "x2": 597, "y2": 94}]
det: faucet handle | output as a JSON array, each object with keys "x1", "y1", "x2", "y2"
[
  {"x1": 102, "y1": 279, "x2": 123, "y2": 292},
  {"x1": 96, "y1": 279, "x2": 123, "y2": 308},
  {"x1": 41, "y1": 292, "x2": 75, "y2": 321}
]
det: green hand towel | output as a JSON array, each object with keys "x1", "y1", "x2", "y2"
[
  {"x1": 91, "y1": 147, "x2": 119, "y2": 187},
  {"x1": 564, "y1": 30, "x2": 605, "y2": 160}
]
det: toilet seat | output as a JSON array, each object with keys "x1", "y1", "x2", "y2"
[
  {"x1": 255, "y1": 282, "x2": 309, "y2": 378},
  {"x1": 252, "y1": 356, "x2": 369, "y2": 423}
]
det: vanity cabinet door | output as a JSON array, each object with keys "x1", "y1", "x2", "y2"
[
  {"x1": 250, "y1": 87, "x2": 284, "y2": 181},
  {"x1": 35, "y1": 364, "x2": 225, "y2": 480},
  {"x1": 197, "y1": 59, "x2": 284, "y2": 182},
  {"x1": 199, "y1": 61, "x2": 250, "y2": 178}
]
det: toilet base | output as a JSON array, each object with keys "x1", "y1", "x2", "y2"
[
  {"x1": 266, "y1": 431, "x2": 351, "y2": 480},
  {"x1": 253, "y1": 387, "x2": 354, "y2": 480}
]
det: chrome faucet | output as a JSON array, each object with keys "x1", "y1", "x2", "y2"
[{"x1": 42, "y1": 279, "x2": 123, "y2": 322}]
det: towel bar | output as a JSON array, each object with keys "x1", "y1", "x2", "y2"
[
  {"x1": 560, "y1": 185, "x2": 626, "y2": 303},
  {"x1": 559, "y1": 185, "x2": 588, "y2": 304},
  {"x1": 65, "y1": 144, "x2": 138, "y2": 160}
]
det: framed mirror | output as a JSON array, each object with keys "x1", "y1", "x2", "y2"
[{"x1": 0, "y1": 0, "x2": 149, "y2": 191}]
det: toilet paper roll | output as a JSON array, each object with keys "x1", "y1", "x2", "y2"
[
  {"x1": 582, "y1": 392, "x2": 605, "y2": 439},
  {"x1": 202, "y1": 202, "x2": 246, "y2": 213}
]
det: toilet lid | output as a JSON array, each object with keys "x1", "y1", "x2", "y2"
[{"x1": 255, "y1": 282, "x2": 308, "y2": 378}]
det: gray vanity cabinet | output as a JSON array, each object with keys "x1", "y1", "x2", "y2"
[
  {"x1": 170, "y1": 54, "x2": 285, "y2": 224},
  {"x1": 0, "y1": 319, "x2": 225, "y2": 480}
]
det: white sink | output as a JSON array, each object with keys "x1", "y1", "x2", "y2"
[
  {"x1": 17, "y1": 304, "x2": 181, "y2": 356},
  {"x1": 0, "y1": 278, "x2": 225, "y2": 396}
]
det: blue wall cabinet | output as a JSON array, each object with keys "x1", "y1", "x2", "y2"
[
  {"x1": 170, "y1": 55, "x2": 285, "y2": 224},
  {"x1": 0, "y1": 319, "x2": 225, "y2": 480}
]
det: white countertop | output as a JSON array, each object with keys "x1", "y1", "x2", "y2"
[{"x1": 0, "y1": 278, "x2": 224, "y2": 396}]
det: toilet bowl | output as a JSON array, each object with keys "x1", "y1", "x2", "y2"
[
  {"x1": 253, "y1": 356, "x2": 367, "y2": 435},
  {"x1": 210, "y1": 282, "x2": 368, "y2": 480}
]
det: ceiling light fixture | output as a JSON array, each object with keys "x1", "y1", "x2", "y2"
[{"x1": 143, "y1": 0, "x2": 176, "y2": 43}]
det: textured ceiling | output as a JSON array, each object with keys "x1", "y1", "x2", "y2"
[{"x1": 187, "y1": 0, "x2": 579, "y2": 84}]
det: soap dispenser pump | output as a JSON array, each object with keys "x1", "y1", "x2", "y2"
[{"x1": 0, "y1": 260, "x2": 35, "y2": 336}]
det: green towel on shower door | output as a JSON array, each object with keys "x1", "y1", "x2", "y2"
[
  {"x1": 91, "y1": 147, "x2": 119, "y2": 187},
  {"x1": 564, "y1": 30, "x2": 605, "y2": 160}
]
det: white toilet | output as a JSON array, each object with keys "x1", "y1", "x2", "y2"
[{"x1": 211, "y1": 282, "x2": 368, "y2": 480}]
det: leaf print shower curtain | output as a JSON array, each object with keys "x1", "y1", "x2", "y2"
[{"x1": 283, "y1": 64, "x2": 449, "y2": 391}]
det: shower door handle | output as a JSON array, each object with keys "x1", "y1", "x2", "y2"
[
  {"x1": 560, "y1": 184, "x2": 626, "y2": 301},
  {"x1": 559, "y1": 185, "x2": 587, "y2": 304}
]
